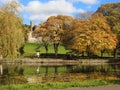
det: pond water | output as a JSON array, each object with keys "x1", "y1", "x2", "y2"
[
  {"x1": 2, "y1": 65, "x2": 68, "y2": 75},
  {"x1": 0, "y1": 64, "x2": 120, "y2": 84}
]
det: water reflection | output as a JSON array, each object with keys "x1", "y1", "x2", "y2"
[
  {"x1": 0, "y1": 64, "x2": 3, "y2": 75},
  {"x1": 0, "y1": 64, "x2": 120, "y2": 84}
]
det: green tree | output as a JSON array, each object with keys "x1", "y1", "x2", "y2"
[
  {"x1": 22, "y1": 24, "x2": 30, "y2": 42},
  {"x1": 0, "y1": 2, "x2": 24, "y2": 58}
]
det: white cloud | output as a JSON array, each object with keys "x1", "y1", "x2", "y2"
[
  {"x1": 0, "y1": 0, "x2": 86, "y2": 24},
  {"x1": 0, "y1": 0, "x2": 18, "y2": 4},
  {"x1": 69, "y1": 0, "x2": 97, "y2": 4},
  {"x1": 0, "y1": 0, "x2": 23, "y2": 12},
  {"x1": 24, "y1": 0, "x2": 85, "y2": 21}
]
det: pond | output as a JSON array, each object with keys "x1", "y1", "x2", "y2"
[{"x1": 0, "y1": 62, "x2": 120, "y2": 84}]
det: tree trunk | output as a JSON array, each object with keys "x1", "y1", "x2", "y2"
[
  {"x1": 44, "y1": 44, "x2": 48, "y2": 55},
  {"x1": 54, "y1": 43, "x2": 59, "y2": 57},
  {"x1": 54, "y1": 66, "x2": 58, "y2": 74},
  {"x1": 101, "y1": 51, "x2": 103, "y2": 57},
  {"x1": 86, "y1": 45, "x2": 90, "y2": 57},
  {"x1": 81, "y1": 52, "x2": 84, "y2": 57},
  {"x1": 114, "y1": 44, "x2": 120, "y2": 59},
  {"x1": 114, "y1": 48, "x2": 118, "y2": 59},
  {"x1": 101, "y1": 50, "x2": 105, "y2": 57}
]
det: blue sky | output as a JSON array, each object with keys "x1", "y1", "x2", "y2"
[{"x1": 0, "y1": 0, "x2": 120, "y2": 25}]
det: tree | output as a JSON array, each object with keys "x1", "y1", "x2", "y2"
[
  {"x1": 22, "y1": 24, "x2": 30, "y2": 42},
  {"x1": 0, "y1": 1, "x2": 24, "y2": 58},
  {"x1": 96, "y1": 2, "x2": 120, "y2": 58},
  {"x1": 46, "y1": 16, "x2": 64, "y2": 57},
  {"x1": 34, "y1": 15, "x2": 74, "y2": 57},
  {"x1": 63, "y1": 13, "x2": 117, "y2": 57},
  {"x1": 34, "y1": 23, "x2": 50, "y2": 54}
]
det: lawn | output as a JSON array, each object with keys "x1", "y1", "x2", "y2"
[
  {"x1": 23, "y1": 43, "x2": 118, "y2": 58},
  {"x1": 23, "y1": 43, "x2": 70, "y2": 57}
]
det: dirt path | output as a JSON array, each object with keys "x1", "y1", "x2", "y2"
[{"x1": 53, "y1": 85, "x2": 120, "y2": 90}]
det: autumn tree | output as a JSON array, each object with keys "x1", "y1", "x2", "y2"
[
  {"x1": 34, "y1": 23, "x2": 50, "y2": 54},
  {"x1": 34, "y1": 15, "x2": 74, "y2": 57},
  {"x1": 96, "y1": 2, "x2": 120, "y2": 58},
  {"x1": 64, "y1": 13, "x2": 117, "y2": 57},
  {"x1": 0, "y1": 1, "x2": 24, "y2": 58},
  {"x1": 34, "y1": 16, "x2": 63, "y2": 57},
  {"x1": 57, "y1": 15, "x2": 75, "y2": 47}
]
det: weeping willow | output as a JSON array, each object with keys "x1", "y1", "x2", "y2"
[{"x1": 0, "y1": 2, "x2": 24, "y2": 58}]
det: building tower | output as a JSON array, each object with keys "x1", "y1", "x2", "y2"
[
  {"x1": 30, "y1": 20, "x2": 34, "y2": 32},
  {"x1": 28, "y1": 20, "x2": 36, "y2": 42}
]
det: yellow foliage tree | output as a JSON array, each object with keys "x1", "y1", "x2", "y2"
[
  {"x1": 34, "y1": 15, "x2": 74, "y2": 57},
  {"x1": 0, "y1": 2, "x2": 24, "y2": 58},
  {"x1": 64, "y1": 13, "x2": 117, "y2": 56},
  {"x1": 96, "y1": 2, "x2": 120, "y2": 58}
]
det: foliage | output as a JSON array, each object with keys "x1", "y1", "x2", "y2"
[
  {"x1": 96, "y1": 2, "x2": 120, "y2": 58},
  {"x1": 0, "y1": 1, "x2": 24, "y2": 58},
  {"x1": 32, "y1": 3, "x2": 120, "y2": 58},
  {"x1": 22, "y1": 24, "x2": 30, "y2": 42},
  {"x1": 63, "y1": 13, "x2": 117, "y2": 56},
  {"x1": 34, "y1": 15, "x2": 74, "y2": 56}
]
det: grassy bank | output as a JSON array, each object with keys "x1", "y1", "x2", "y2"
[
  {"x1": 23, "y1": 43, "x2": 117, "y2": 58},
  {"x1": 23, "y1": 43, "x2": 69, "y2": 57},
  {"x1": 0, "y1": 80, "x2": 120, "y2": 90}
]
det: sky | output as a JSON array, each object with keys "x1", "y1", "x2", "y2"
[{"x1": 0, "y1": 0, "x2": 120, "y2": 25}]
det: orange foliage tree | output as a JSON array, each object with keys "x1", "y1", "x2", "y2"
[
  {"x1": 63, "y1": 13, "x2": 117, "y2": 57},
  {"x1": 34, "y1": 15, "x2": 74, "y2": 57},
  {"x1": 35, "y1": 13, "x2": 117, "y2": 57},
  {"x1": 96, "y1": 2, "x2": 120, "y2": 58}
]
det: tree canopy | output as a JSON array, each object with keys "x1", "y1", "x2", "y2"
[
  {"x1": 96, "y1": 2, "x2": 120, "y2": 58},
  {"x1": 34, "y1": 15, "x2": 74, "y2": 56},
  {"x1": 63, "y1": 13, "x2": 117, "y2": 56},
  {"x1": 34, "y1": 13, "x2": 118, "y2": 57},
  {"x1": 33, "y1": 3, "x2": 120, "y2": 58},
  {"x1": 0, "y1": 2, "x2": 24, "y2": 58}
]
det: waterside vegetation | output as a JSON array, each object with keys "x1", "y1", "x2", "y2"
[{"x1": 1, "y1": 79, "x2": 120, "y2": 90}]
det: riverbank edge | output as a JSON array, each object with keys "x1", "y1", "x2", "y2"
[{"x1": 0, "y1": 79, "x2": 120, "y2": 90}]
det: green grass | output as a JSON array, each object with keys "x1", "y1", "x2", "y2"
[
  {"x1": 0, "y1": 80, "x2": 120, "y2": 90},
  {"x1": 23, "y1": 43, "x2": 69, "y2": 57},
  {"x1": 23, "y1": 43, "x2": 120, "y2": 58}
]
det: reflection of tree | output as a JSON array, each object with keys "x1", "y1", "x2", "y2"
[{"x1": 45, "y1": 66, "x2": 48, "y2": 76}]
